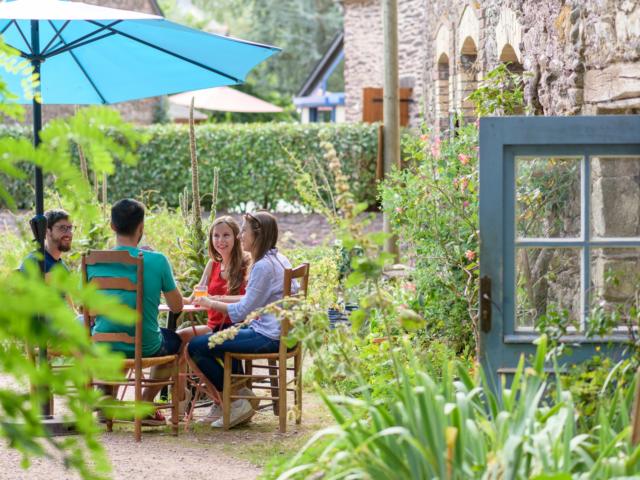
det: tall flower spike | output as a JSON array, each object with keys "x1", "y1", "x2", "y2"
[
  {"x1": 210, "y1": 167, "x2": 219, "y2": 222},
  {"x1": 189, "y1": 96, "x2": 202, "y2": 229}
]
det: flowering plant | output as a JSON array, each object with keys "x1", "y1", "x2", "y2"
[{"x1": 382, "y1": 122, "x2": 479, "y2": 354}]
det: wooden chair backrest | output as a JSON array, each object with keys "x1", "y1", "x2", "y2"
[
  {"x1": 81, "y1": 250, "x2": 144, "y2": 359},
  {"x1": 279, "y1": 263, "x2": 309, "y2": 354}
]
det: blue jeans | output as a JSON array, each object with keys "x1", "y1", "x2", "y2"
[
  {"x1": 187, "y1": 327, "x2": 279, "y2": 391},
  {"x1": 152, "y1": 328, "x2": 182, "y2": 356}
]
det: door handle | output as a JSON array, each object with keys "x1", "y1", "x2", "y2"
[{"x1": 480, "y1": 275, "x2": 492, "y2": 333}]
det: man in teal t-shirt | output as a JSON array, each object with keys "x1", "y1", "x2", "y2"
[{"x1": 87, "y1": 198, "x2": 183, "y2": 421}]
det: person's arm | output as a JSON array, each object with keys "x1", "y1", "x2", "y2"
[
  {"x1": 164, "y1": 288, "x2": 183, "y2": 313},
  {"x1": 198, "y1": 260, "x2": 213, "y2": 287},
  {"x1": 196, "y1": 262, "x2": 271, "y2": 323},
  {"x1": 161, "y1": 254, "x2": 183, "y2": 313},
  {"x1": 210, "y1": 294, "x2": 244, "y2": 303}
]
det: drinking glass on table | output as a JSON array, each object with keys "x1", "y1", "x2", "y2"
[{"x1": 193, "y1": 285, "x2": 207, "y2": 298}]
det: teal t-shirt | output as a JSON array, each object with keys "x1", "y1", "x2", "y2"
[{"x1": 88, "y1": 246, "x2": 177, "y2": 357}]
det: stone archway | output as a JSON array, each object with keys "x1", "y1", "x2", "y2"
[
  {"x1": 437, "y1": 53, "x2": 451, "y2": 132},
  {"x1": 459, "y1": 36, "x2": 478, "y2": 123},
  {"x1": 457, "y1": 4, "x2": 481, "y2": 123},
  {"x1": 435, "y1": 23, "x2": 451, "y2": 133},
  {"x1": 495, "y1": 6, "x2": 523, "y2": 66}
]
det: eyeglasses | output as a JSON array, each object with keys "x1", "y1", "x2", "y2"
[{"x1": 53, "y1": 224, "x2": 74, "y2": 233}]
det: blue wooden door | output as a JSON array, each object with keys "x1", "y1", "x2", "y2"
[{"x1": 479, "y1": 116, "x2": 640, "y2": 387}]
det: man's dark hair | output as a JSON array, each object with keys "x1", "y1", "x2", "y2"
[
  {"x1": 111, "y1": 198, "x2": 145, "y2": 236},
  {"x1": 45, "y1": 209, "x2": 69, "y2": 229}
]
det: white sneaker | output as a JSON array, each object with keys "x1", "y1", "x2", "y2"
[
  {"x1": 211, "y1": 399, "x2": 253, "y2": 428},
  {"x1": 196, "y1": 402, "x2": 222, "y2": 424}
]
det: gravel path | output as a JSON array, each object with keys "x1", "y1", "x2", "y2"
[{"x1": 2, "y1": 433, "x2": 262, "y2": 480}]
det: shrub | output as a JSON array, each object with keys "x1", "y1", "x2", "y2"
[
  {"x1": 382, "y1": 123, "x2": 479, "y2": 354},
  {"x1": 0, "y1": 122, "x2": 379, "y2": 211}
]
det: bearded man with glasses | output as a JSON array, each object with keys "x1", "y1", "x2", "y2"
[{"x1": 20, "y1": 209, "x2": 73, "y2": 276}]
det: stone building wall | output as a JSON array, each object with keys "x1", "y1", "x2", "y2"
[
  {"x1": 343, "y1": 0, "x2": 640, "y2": 129},
  {"x1": 16, "y1": 0, "x2": 162, "y2": 126}
]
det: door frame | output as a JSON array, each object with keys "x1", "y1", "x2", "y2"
[{"x1": 479, "y1": 115, "x2": 640, "y2": 387}]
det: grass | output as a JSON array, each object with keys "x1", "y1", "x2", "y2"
[{"x1": 220, "y1": 390, "x2": 333, "y2": 470}]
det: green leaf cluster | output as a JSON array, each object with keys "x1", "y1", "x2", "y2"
[
  {"x1": 0, "y1": 30, "x2": 146, "y2": 475},
  {"x1": 275, "y1": 337, "x2": 640, "y2": 479}
]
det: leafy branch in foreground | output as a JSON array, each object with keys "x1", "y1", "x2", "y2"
[{"x1": 0, "y1": 34, "x2": 147, "y2": 476}]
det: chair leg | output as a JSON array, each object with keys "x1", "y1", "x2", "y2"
[
  {"x1": 223, "y1": 354, "x2": 232, "y2": 430},
  {"x1": 49, "y1": 393, "x2": 55, "y2": 417},
  {"x1": 171, "y1": 359, "x2": 179, "y2": 436},
  {"x1": 278, "y1": 358, "x2": 287, "y2": 433},
  {"x1": 135, "y1": 367, "x2": 142, "y2": 442},
  {"x1": 245, "y1": 360, "x2": 253, "y2": 390},
  {"x1": 268, "y1": 359, "x2": 279, "y2": 415},
  {"x1": 295, "y1": 351, "x2": 302, "y2": 425}
]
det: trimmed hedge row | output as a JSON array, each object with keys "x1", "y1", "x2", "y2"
[{"x1": 0, "y1": 123, "x2": 379, "y2": 210}]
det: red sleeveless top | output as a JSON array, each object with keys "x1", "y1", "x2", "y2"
[{"x1": 207, "y1": 262, "x2": 247, "y2": 330}]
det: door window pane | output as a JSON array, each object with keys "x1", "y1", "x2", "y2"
[
  {"x1": 590, "y1": 247, "x2": 640, "y2": 329},
  {"x1": 516, "y1": 157, "x2": 581, "y2": 239},
  {"x1": 516, "y1": 247, "x2": 581, "y2": 330},
  {"x1": 591, "y1": 156, "x2": 640, "y2": 238}
]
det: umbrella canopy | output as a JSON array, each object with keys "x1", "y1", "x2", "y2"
[
  {"x1": 0, "y1": 0, "x2": 279, "y2": 104},
  {"x1": 169, "y1": 86, "x2": 283, "y2": 113}
]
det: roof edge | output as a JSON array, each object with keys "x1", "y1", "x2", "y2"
[{"x1": 297, "y1": 30, "x2": 344, "y2": 97}]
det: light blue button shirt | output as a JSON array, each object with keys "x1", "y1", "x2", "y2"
[{"x1": 227, "y1": 249, "x2": 295, "y2": 340}]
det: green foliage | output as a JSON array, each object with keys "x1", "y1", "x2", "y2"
[
  {"x1": 274, "y1": 337, "x2": 640, "y2": 479},
  {"x1": 0, "y1": 105, "x2": 146, "y2": 478},
  {"x1": 181, "y1": 0, "x2": 343, "y2": 100},
  {"x1": 0, "y1": 29, "x2": 148, "y2": 475},
  {"x1": 382, "y1": 124, "x2": 479, "y2": 353},
  {"x1": 467, "y1": 62, "x2": 527, "y2": 117},
  {"x1": 0, "y1": 123, "x2": 379, "y2": 211}
]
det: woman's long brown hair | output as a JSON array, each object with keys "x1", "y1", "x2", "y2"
[
  {"x1": 244, "y1": 211, "x2": 278, "y2": 263},
  {"x1": 207, "y1": 216, "x2": 249, "y2": 295}
]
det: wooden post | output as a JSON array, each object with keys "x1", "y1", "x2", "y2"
[
  {"x1": 376, "y1": 124, "x2": 384, "y2": 181},
  {"x1": 382, "y1": 0, "x2": 400, "y2": 259}
]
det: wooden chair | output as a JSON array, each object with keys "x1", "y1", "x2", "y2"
[
  {"x1": 82, "y1": 250, "x2": 179, "y2": 442},
  {"x1": 222, "y1": 263, "x2": 310, "y2": 433}
]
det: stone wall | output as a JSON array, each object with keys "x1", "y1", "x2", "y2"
[{"x1": 343, "y1": 0, "x2": 640, "y2": 129}]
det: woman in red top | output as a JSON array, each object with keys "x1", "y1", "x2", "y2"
[{"x1": 177, "y1": 216, "x2": 249, "y2": 344}]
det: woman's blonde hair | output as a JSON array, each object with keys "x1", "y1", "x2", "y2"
[
  {"x1": 208, "y1": 216, "x2": 249, "y2": 295},
  {"x1": 243, "y1": 211, "x2": 278, "y2": 262}
]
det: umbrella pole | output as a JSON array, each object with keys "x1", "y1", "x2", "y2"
[{"x1": 29, "y1": 19, "x2": 52, "y2": 420}]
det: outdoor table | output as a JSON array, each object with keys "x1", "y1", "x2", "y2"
[{"x1": 159, "y1": 304, "x2": 208, "y2": 331}]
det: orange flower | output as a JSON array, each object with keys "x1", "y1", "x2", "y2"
[{"x1": 465, "y1": 250, "x2": 476, "y2": 261}]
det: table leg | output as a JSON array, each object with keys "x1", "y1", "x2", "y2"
[{"x1": 161, "y1": 310, "x2": 181, "y2": 401}]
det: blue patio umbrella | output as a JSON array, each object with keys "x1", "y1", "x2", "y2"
[
  {"x1": 0, "y1": 0, "x2": 278, "y2": 420},
  {"x1": 0, "y1": 0, "x2": 278, "y2": 263}
]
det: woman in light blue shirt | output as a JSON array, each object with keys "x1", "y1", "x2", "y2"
[{"x1": 188, "y1": 211, "x2": 293, "y2": 428}]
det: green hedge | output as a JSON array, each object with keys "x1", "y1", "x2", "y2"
[{"x1": 0, "y1": 123, "x2": 379, "y2": 210}]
